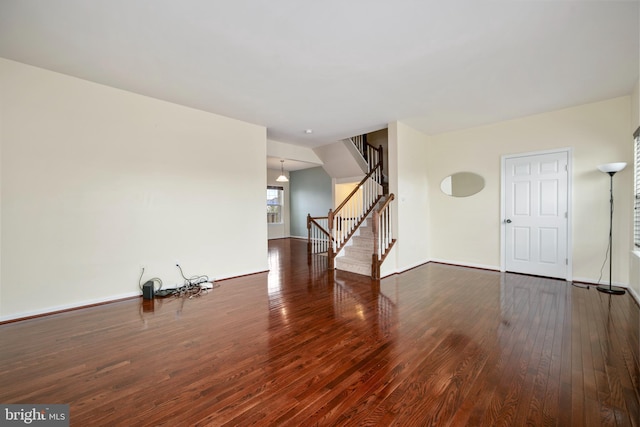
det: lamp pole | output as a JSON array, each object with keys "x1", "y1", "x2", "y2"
[{"x1": 596, "y1": 164, "x2": 626, "y2": 295}]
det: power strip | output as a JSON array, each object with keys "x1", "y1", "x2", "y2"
[{"x1": 171, "y1": 278, "x2": 211, "y2": 288}]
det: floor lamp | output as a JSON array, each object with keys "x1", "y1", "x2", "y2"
[{"x1": 596, "y1": 162, "x2": 626, "y2": 295}]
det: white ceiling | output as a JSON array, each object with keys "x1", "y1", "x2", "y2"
[
  {"x1": 0, "y1": 1, "x2": 638, "y2": 149},
  {"x1": 266, "y1": 157, "x2": 320, "y2": 172}
]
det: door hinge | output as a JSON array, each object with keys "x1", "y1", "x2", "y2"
[
  {"x1": 565, "y1": 212, "x2": 568, "y2": 219},
  {"x1": 565, "y1": 258, "x2": 568, "y2": 265}
]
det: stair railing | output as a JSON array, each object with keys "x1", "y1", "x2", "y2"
[
  {"x1": 350, "y1": 135, "x2": 388, "y2": 195},
  {"x1": 327, "y1": 160, "x2": 384, "y2": 269},
  {"x1": 372, "y1": 194, "x2": 397, "y2": 279},
  {"x1": 351, "y1": 134, "x2": 366, "y2": 157},
  {"x1": 306, "y1": 214, "x2": 330, "y2": 255},
  {"x1": 307, "y1": 134, "x2": 390, "y2": 276},
  {"x1": 349, "y1": 135, "x2": 382, "y2": 174}
]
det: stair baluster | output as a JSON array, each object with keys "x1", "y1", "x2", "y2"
[
  {"x1": 306, "y1": 134, "x2": 395, "y2": 278},
  {"x1": 372, "y1": 194, "x2": 396, "y2": 279},
  {"x1": 307, "y1": 214, "x2": 330, "y2": 255}
]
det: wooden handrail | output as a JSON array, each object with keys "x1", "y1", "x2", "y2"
[
  {"x1": 378, "y1": 193, "x2": 394, "y2": 213},
  {"x1": 308, "y1": 218, "x2": 331, "y2": 238},
  {"x1": 307, "y1": 214, "x2": 332, "y2": 257},
  {"x1": 335, "y1": 155, "x2": 383, "y2": 213},
  {"x1": 333, "y1": 194, "x2": 382, "y2": 253}
]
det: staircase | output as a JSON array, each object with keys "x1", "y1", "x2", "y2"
[
  {"x1": 307, "y1": 134, "x2": 396, "y2": 279},
  {"x1": 335, "y1": 208, "x2": 377, "y2": 276}
]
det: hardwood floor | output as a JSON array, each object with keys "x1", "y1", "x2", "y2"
[{"x1": 1, "y1": 238, "x2": 638, "y2": 426}]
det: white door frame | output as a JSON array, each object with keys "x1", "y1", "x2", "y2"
[{"x1": 500, "y1": 148, "x2": 573, "y2": 281}]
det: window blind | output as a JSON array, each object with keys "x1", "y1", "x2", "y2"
[{"x1": 634, "y1": 127, "x2": 640, "y2": 247}]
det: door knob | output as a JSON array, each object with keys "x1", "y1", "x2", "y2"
[{"x1": 504, "y1": 219, "x2": 512, "y2": 223}]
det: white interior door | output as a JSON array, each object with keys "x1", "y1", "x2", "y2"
[{"x1": 504, "y1": 151, "x2": 569, "y2": 279}]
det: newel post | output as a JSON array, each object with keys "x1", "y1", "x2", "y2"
[
  {"x1": 378, "y1": 145, "x2": 387, "y2": 195},
  {"x1": 327, "y1": 209, "x2": 334, "y2": 269},
  {"x1": 372, "y1": 208, "x2": 380, "y2": 279},
  {"x1": 306, "y1": 214, "x2": 312, "y2": 257}
]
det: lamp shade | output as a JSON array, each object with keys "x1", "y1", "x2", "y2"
[
  {"x1": 276, "y1": 159, "x2": 288, "y2": 182},
  {"x1": 597, "y1": 162, "x2": 627, "y2": 173}
]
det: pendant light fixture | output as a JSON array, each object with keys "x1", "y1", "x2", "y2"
[{"x1": 276, "y1": 160, "x2": 289, "y2": 182}]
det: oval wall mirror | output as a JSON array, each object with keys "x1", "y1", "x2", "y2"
[{"x1": 440, "y1": 172, "x2": 485, "y2": 197}]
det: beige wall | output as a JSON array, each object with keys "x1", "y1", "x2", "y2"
[
  {"x1": 0, "y1": 58, "x2": 268, "y2": 320},
  {"x1": 335, "y1": 182, "x2": 358, "y2": 208},
  {"x1": 428, "y1": 97, "x2": 632, "y2": 284},
  {"x1": 386, "y1": 121, "x2": 430, "y2": 275},
  {"x1": 628, "y1": 80, "x2": 640, "y2": 301}
]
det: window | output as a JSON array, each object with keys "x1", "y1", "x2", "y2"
[
  {"x1": 635, "y1": 127, "x2": 640, "y2": 247},
  {"x1": 267, "y1": 186, "x2": 284, "y2": 224}
]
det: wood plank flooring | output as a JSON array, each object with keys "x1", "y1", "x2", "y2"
[{"x1": 1, "y1": 238, "x2": 638, "y2": 426}]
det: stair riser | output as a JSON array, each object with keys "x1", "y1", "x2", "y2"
[
  {"x1": 343, "y1": 248, "x2": 372, "y2": 260},
  {"x1": 341, "y1": 255, "x2": 370, "y2": 264},
  {"x1": 335, "y1": 260, "x2": 371, "y2": 276}
]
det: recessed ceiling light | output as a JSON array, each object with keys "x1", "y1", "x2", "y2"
[{"x1": 305, "y1": 129, "x2": 313, "y2": 134}]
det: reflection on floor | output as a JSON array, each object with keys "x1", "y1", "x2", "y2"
[{"x1": 0, "y1": 238, "x2": 637, "y2": 426}]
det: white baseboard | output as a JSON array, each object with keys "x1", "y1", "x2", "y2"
[
  {"x1": 627, "y1": 286, "x2": 640, "y2": 306},
  {"x1": 559, "y1": 276, "x2": 640, "y2": 306},
  {"x1": 378, "y1": 259, "x2": 427, "y2": 278},
  {"x1": 428, "y1": 258, "x2": 500, "y2": 272},
  {"x1": 378, "y1": 258, "x2": 499, "y2": 279},
  {"x1": 0, "y1": 291, "x2": 141, "y2": 323}
]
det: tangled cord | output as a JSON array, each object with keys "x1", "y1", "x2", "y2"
[
  {"x1": 166, "y1": 264, "x2": 217, "y2": 299},
  {"x1": 171, "y1": 282, "x2": 206, "y2": 298},
  {"x1": 139, "y1": 265, "x2": 217, "y2": 299},
  {"x1": 176, "y1": 264, "x2": 209, "y2": 286}
]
